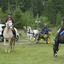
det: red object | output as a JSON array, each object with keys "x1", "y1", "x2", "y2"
[{"x1": 7, "y1": 18, "x2": 11, "y2": 22}]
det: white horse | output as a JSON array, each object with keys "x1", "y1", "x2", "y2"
[
  {"x1": 3, "y1": 21, "x2": 15, "y2": 53},
  {"x1": 27, "y1": 26, "x2": 39, "y2": 43}
]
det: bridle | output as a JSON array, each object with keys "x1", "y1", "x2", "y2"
[
  {"x1": 6, "y1": 21, "x2": 13, "y2": 29},
  {"x1": 27, "y1": 27, "x2": 34, "y2": 36}
]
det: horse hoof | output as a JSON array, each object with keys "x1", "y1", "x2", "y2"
[
  {"x1": 8, "y1": 52, "x2": 10, "y2": 53},
  {"x1": 8, "y1": 51, "x2": 10, "y2": 53},
  {"x1": 54, "y1": 54, "x2": 57, "y2": 58},
  {"x1": 5, "y1": 51, "x2": 7, "y2": 53}
]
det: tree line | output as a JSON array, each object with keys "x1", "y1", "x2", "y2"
[{"x1": 0, "y1": 0, "x2": 64, "y2": 28}]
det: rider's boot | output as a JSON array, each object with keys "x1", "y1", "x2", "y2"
[
  {"x1": 13, "y1": 30, "x2": 16, "y2": 38},
  {"x1": 2, "y1": 28, "x2": 5, "y2": 37},
  {"x1": 12, "y1": 28, "x2": 16, "y2": 38}
]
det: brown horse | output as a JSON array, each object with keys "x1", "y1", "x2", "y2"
[{"x1": 53, "y1": 32, "x2": 64, "y2": 57}]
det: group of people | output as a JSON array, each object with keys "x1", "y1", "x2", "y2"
[
  {"x1": 23, "y1": 24, "x2": 49, "y2": 35},
  {"x1": 2, "y1": 12, "x2": 64, "y2": 42},
  {"x1": 3, "y1": 12, "x2": 49, "y2": 37}
]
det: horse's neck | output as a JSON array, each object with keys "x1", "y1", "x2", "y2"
[
  {"x1": 5, "y1": 27, "x2": 11, "y2": 33},
  {"x1": 30, "y1": 29, "x2": 33, "y2": 33}
]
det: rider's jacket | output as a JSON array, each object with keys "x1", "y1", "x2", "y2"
[
  {"x1": 5, "y1": 17, "x2": 15, "y2": 26},
  {"x1": 42, "y1": 26, "x2": 49, "y2": 31},
  {"x1": 62, "y1": 18, "x2": 64, "y2": 25}
]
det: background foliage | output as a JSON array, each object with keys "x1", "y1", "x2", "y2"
[{"x1": 0, "y1": 0, "x2": 64, "y2": 28}]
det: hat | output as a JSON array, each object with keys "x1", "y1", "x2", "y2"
[{"x1": 8, "y1": 12, "x2": 12, "y2": 15}]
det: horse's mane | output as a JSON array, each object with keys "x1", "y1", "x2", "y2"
[{"x1": 27, "y1": 26, "x2": 31, "y2": 29}]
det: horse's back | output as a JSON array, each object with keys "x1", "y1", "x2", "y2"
[
  {"x1": 33, "y1": 30, "x2": 39, "y2": 35},
  {"x1": 59, "y1": 33, "x2": 64, "y2": 43}
]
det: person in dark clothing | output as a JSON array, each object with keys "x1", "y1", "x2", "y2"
[
  {"x1": 40, "y1": 24, "x2": 49, "y2": 35},
  {"x1": 54, "y1": 18, "x2": 64, "y2": 42},
  {"x1": 5, "y1": 12, "x2": 15, "y2": 26},
  {"x1": 23, "y1": 26, "x2": 27, "y2": 35},
  {"x1": 2, "y1": 12, "x2": 16, "y2": 38}
]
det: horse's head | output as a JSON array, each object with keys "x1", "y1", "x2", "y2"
[
  {"x1": 6, "y1": 21, "x2": 13, "y2": 29},
  {"x1": 27, "y1": 26, "x2": 31, "y2": 32}
]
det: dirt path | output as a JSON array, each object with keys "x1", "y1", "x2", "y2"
[{"x1": 0, "y1": 41, "x2": 54, "y2": 46}]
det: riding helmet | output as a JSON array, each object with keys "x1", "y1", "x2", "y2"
[{"x1": 8, "y1": 12, "x2": 12, "y2": 15}]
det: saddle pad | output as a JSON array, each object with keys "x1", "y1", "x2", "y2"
[{"x1": 60, "y1": 30, "x2": 64, "y2": 35}]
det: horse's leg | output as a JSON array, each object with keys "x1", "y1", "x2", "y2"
[
  {"x1": 53, "y1": 42, "x2": 59, "y2": 57},
  {"x1": 4, "y1": 39, "x2": 7, "y2": 53},
  {"x1": 8, "y1": 39, "x2": 11, "y2": 53},
  {"x1": 10, "y1": 40, "x2": 12, "y2": 51},
  {"x1": 28, "y1": 36, "x2": 31, "y2": 44},
  {"x1": 13, "y1": 39, "x2": 15, "y2": 52},
  {"x1": 30, "y1": 35, "x2": 33, "y2": 43}
]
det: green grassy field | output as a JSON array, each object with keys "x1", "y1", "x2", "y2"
[
  {"x1": 0, "y1": 27, "x2": 64, "y2": 64},
  {"x1": 0, "y1": 43, "x2": 64, "y2": 64}
]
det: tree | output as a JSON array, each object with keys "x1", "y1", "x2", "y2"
[
  {"x1": 0, "y1": 7, "x2": 2, "y2": 24},
  {"x1": 43, "y1": 0, "x2": 56, "y2": 25},
  {"x1": 23, "y1": 9, "x2": 33, "y2": 27},
  {"x1": 0, "y1": 0, "x2": 8, "y2": 12},
  {"x1": 39, "y1": 16, "x2": 52, "y2": 28},
  {"x1": 56, "y1": 12, "x2": 62, "y2": 26},
  {"x1": 14, "y1": 7, "x2": 23, "y2": 28}
]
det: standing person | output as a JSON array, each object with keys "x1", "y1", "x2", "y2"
[
  {"x1": 23, "y1": 26, "x2": 27, "y2": 34},
  {"x1": 54, "y1": 18, "x2": 64, "y2": 42},
  {"x1": 40, "y1": 24, "x2": 49, "y2": 35}
]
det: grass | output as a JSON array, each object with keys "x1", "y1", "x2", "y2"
[
  {"x1": 0, "y1": 43, "x2": 64, "y2": 64},
  {"x1": 49, "y1": 27, "x2": 58, "y2": 41},
  {"x1": 18, "y1": 29, "x2": 28, "y2": 40},
  {"x1": 0, "y1": 27, "x2": 63, "y2": 64}
]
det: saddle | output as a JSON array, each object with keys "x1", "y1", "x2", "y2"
[
  {"x1": 60, "y1": 30, "x2": 64, "y2": 35},
  {"x1": 2, "y1": 28, "x2": 16, "y2": 38}
]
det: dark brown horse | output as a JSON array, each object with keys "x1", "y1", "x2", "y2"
[{"x1": 53, "y1": 32, "x2": 64, "y2": 57}]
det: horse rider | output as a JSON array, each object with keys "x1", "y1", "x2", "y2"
[
  {"x1": 2, "y1": 12, "x2": 16, "y2": 38},
  {"x1": 5, "y1": 12, "x2": 15, "y2": 26},
  {"x1": 40, "y1": 23, "x2": 49, "y2": 35},
  {"x1": 54, "y1": 18, "x2": 64, "y2": 42}
]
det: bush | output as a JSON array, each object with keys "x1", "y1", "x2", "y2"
[
  {"x1": 39, "y1": 16, "x2": 53, "y2": 28},
  {"x1": 56, "y1": 12, "x2": 62, "y2": 27},
  {"x1": 13, "y1": 7, "x2": 24, "y2": 28},
  {"x1": 23, "y1": 9, "x2": 34, "y2": 28}
]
